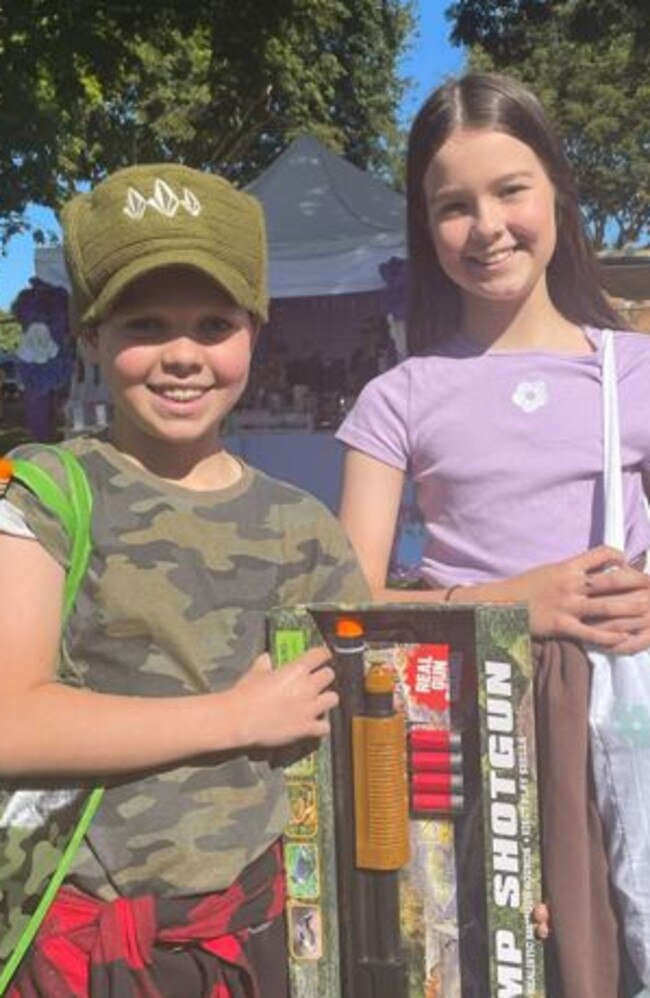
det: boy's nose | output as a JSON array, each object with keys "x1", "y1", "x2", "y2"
[{"x1": 160, "y1": 336, "x2": 203, "y2": 373}]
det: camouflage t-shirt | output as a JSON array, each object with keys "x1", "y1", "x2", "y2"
[{"x1": 6, "y1": 436, "x2": 368, "y2": 898}]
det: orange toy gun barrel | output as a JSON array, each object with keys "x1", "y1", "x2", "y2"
[{"x1": 352, "y1": 664, "x2": 410, "y2": 870}]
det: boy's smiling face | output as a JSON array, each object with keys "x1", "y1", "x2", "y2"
[{"x1": 89, "y1": 266, "x2": 257, "y2": 469}]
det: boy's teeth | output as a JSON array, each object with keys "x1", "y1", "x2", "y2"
[{"x1": 160, "y1": 388, "x2": 204, "y2": 401}]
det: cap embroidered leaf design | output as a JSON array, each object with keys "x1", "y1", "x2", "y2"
[
  {"x1": 182, "y1": 188, "x2": 202, "y2": 216},
  {"x1": 124, "y1": 187, "x2": 148, "y2": 221},
  {"x1": 152, "y1": 179, "x2": 180, "y2": 217}
]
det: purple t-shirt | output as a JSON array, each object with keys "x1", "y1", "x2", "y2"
[{"x1": 337, "y1": 328, "x2": 650, "y2": 586}]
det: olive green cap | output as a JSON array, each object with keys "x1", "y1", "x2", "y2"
[{"x1": 62, "y1": 163, "x2": 268, "y2": 331}]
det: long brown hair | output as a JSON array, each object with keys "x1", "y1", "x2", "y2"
[{"x1": 406, "y1": 72, "x2": 625, "y2": 355}]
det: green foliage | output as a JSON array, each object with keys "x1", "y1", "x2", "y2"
[
  {"x1": 447, "y1": 0, "x2": 554, "y2": 63},
  {"x1": 0, "y1": 310, "x2": 21, "y2": 352},
  {"x1": 0, "y1": 0, "x2": 414, "y2": 245},
  {"x1": 566, "y1": 0, "x2": 649, "y2": 57},
  {"x1": 447, "y1": 1, "x2": 650, "y2": 248},
  {"x1": 448, "y1": 0, "x2": 649, "y2": 63}
]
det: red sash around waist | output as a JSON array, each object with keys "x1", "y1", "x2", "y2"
[{"x1": 7, "y1": 842, "x2": 285, "y2": 998}]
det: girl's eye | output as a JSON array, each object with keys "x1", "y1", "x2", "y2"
[
  {"x1": 501, "y1": 184, "x2": 528, "y2": 198},
  {"x1": 436, "y1": 200, "x2": 467, "y2": 219}
]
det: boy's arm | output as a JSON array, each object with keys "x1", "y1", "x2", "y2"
[{"x1": 0, "y1": 533, "x2": 336, "y2": 777}]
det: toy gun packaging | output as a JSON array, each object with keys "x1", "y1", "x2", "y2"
[{"x1": 270, "y1": 602, "x2": 546, "y2": 998}]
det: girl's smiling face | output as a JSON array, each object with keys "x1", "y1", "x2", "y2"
[
  {"x1": 423, "y1": 128, "x2": 558, "y2": 325},
  {"x1": 89, "y1": 267, "x2": 257, "y2": 469}
]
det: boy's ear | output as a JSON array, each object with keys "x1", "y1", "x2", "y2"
[
  {"x1": 250, "y1": 320, "x2": 263, "y2": 352},
  {"x1": 80, "y1": 329, "x2": 100, "y2": 362}
]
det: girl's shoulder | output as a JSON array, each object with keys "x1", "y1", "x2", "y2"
[
  {"x1": 595, "y1": 326, "x2": 650, "y2": 369},
  {"x1": 612, "y1": 327, "x2": 650, "y2": 350},
  {"x1": 587, "y1": 328, "x2": 650, "y2": 402},
  {"x1": 589, "y1": 325, "x2": 650, "y2": 348}
]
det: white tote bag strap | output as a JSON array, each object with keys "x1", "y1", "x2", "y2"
[
  {"x1": 601, "y1": 330, "x2": 626, "y2": 551},
  {"x1": 592, "y1": 330, "x2": 650, "y2": 991}
]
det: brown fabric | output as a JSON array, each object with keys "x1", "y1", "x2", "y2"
[{"x1": 534, "y1": 639, "x2": 625, "y2": 998}]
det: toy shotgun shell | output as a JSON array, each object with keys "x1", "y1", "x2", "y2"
[
  {"x1": 412, "y1": 791, "x2": 464, "y2": 814},
  {"x1": 410, "y1": 750, "x2": 463, "y2": 773},
  {"x1": 411, "y1": 771, "x2": 463, "y2": 793},
  {"x1": 409, "y1": 728, "x2": 461, "y2": 751},
  {"x1": 353, "y1": 663, "x2": 409, "y2": 870}
]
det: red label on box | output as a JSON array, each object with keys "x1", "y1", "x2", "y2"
[{"x1": 405, "y1": 644, "x2": 450, "y2": 711}]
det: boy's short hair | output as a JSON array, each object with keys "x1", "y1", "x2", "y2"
[{"x1": 62, "y1": 163, "x2": 268, "y2": 332}]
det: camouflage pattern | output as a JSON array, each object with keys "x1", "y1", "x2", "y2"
[
  {"x1": 1, "y1": 448, "x2": 99, "y2": 976},
  {"x1": 0, "y1": 786, "x2": 102, "y2": 966},
  {"x1": 2, "y1": 436, "x2": 368, "y2": 905}
]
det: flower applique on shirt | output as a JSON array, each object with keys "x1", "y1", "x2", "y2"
[{"x1": 511, "y1": 378, "x2": 549, "y2": 414}]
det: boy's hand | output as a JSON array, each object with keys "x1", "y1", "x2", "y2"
[{"x1": 227, "y1": 647, "x2": 338, "y2": 749}]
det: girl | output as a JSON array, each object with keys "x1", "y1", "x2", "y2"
[{"x1": 337, "y1": 72, "x2": 650, "y2": 998}]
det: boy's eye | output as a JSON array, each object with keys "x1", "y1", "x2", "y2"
[
  {"x1": 115, "y1": 316, "x2": 236, "y2": 341},
  {"x1": 197, "y1": 317, "x2": 234, "y2": 340},
  {"x1": 122, "y1": 317, "x2": 166, "y2": 338}
]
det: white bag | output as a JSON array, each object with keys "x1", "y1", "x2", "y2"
[{"x1": 588, "y1": 330, "x2": 650, "y2": 989}]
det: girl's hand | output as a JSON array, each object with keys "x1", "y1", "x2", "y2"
[
  {"x1": 509, "y1": 545, "x2": 638, "y2": 646},
  {"x1": 582, "y1": 561, "x2": 650, "y2": 653},
  {"x1": 532, "y1": 902, "x2": 551, "y2": 941},
  {"x1": 227, "y1": 647, "x2": 338, "y2": 749}
]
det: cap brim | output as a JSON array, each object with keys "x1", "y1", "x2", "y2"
[{"x1": 82, "y1": 248, "x2": 267, "y2": 327}]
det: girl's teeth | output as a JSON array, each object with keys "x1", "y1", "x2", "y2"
[{"x1": 481, "y1": 249, "x2": 513, "y2": 264}]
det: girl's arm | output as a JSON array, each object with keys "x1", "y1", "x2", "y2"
[
  {"x1": 338, "y1": 449, "x2": 408, "y2": 595},
  {"x1": 0, "y1": 534, "x2": 337, "y2": 777},
  {"x1": 339, "y1": 449, "x2": 650, "y2": 650}
]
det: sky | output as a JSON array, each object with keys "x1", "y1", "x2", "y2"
[
  {"x1": 0, "y1": 1, "x2": 465, "y2": 313},
  {"x1": 399, "y1": 1, "x2": 465, "y2": 126}
]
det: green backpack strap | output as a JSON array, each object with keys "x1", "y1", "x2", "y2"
[
  {"x1": 0, "y1": 447, "x2": 104, "y2": 995},
  {"x1": 10, "y1": 449, "x2": 93, "y2": 622}
]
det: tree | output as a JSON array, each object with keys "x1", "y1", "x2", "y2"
[
  {"x1": 447, "y1": 0, "x2": 554, "y2": 63},
  {"x1": 446, "y1": 1, "x2": 650, "y2": 247},
  {"x1": 0, "y1": 309, "x2": 21, "y2": 353},
  {"x1": 0, "y1": 0, "x2": 413, "y2": 247},
  {"x1": 447, "y1": 0, "x2": 649, "y2": 63}
]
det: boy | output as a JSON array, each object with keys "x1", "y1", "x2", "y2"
[{"x1": 0, "y1": 164, "x2": 368, "y2": 997}]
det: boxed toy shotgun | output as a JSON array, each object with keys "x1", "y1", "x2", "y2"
[{"x1": 269, "y1": 602, "x2": 545, "y2": 998}]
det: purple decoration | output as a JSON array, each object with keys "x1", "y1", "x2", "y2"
[
  {"x1": 12, "y1": 278, "x2": 74, "y2": 399},
  {"x1": 378, "y1": 256, "x2": 408, "y2": 320}
]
